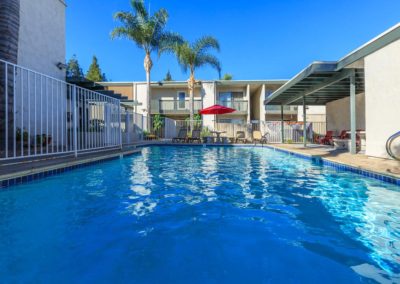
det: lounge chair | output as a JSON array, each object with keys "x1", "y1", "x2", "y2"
[
  {"x1": 187, "y1": 130, "x2": 201, "y2": 143},
  {"x1": 252, "y1": 130, "x2": 268, "y2": 145},
  {"x1": 317, "y1": 131, "x2": 334, "y2": 145},
  {"x1": 172, "y1": 128, "x2": 188, "y2": 143},
  {"x1": 235, "y1": 131, "x2": 247, "y2": 144}
]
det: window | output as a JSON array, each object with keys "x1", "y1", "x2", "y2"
[
  {"x1": 178, "y1": 92, "x2": 186, "y2": 109},
  {"x1": 219, "y1": 92, "x2": 232, "y2": 104}
]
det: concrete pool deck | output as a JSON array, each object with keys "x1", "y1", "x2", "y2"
[
  {"x1": 0, "y1": 146, "x2": 141, "y2": 186},
  {"x1": 265, "y1": 143, "x2": 400, "y2": 180}
]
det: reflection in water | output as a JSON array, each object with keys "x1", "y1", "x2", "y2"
[
  {"x1": 311, "y1": 171, "x2": 400, "y2": 276},
  {"x1": 0, "y1": 146, "x2": 399, "y2": 283}
]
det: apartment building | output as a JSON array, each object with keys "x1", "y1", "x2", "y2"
[{"x1": 100, "y1": 80, "x2": 294, "y2": 128}]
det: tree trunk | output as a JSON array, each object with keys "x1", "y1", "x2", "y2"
[
  {"x1": 188, "y1": 72, "x2": 195, "y2": 132},
  {"x1": 144, "y1": 52, "x2": 152, "y2": 132},
  {"x1": 0, "y1": 0, "x2": 20, "y2": 158}
]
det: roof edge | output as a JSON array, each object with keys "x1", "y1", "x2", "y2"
[
  {"x1": 337, "y1": 23, "x2": 400, "y2": 70},
  {"x1": 264, "y1": 62, "x2": 337, "y2": 105}
]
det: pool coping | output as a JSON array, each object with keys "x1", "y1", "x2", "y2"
[
  {"x1": 0, "y1": 148, "x2": 141, "y2": 189},
  {"x1": 137, "y1": 142, "x2": 400, "y2": 186}
]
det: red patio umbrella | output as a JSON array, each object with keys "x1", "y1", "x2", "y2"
[{"x1": 199, "y1": 104, "x2": 236, "y2": 115}]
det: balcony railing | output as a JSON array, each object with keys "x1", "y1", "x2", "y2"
[
  {"x1": 266, "y1": 105, "x2": 298, "y2": 114},
  {"x1": 217, "y1": 100, "x2": 248, "y2": 113},
  {"x1": 151, "y1": 99, "x2": 202, "y2": 114}
]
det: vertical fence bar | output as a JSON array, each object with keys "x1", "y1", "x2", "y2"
[
  {"x1": 60, "y1": 82, "x2": 63, "y2": 152},
  {"x1": 21, "y1": 70, "x2": 24, "y2": 157},
  {"x1": 5, "y1": 62, "x2": 8, "y2": 158},
  {"x1": 73, "y1": 85, "x2": 78, "y2": 157},
  {"x1": 13, "y1": 66, "x2": 16, "y2": 158},
  {"x1": 28, "y1": 71, "x2": 31, "y2": 156},
  {"x1": 56, "y1": 81, "x2": 59, "y2": 153},
  {"x1": 40, "y1": 75, "x2": 43, "y2": 154},
  {"x1": 95, "y1": 93, "x2": 99, "y2": 148},
  {"x1": 51, "y1": 81, "x2": 54, "y2": 153},
  {"x1": 118, "y1": 101, "x2": 122, "y2": 149},
  {"x1": 69, "y1": 85, "x2": 72, "y2": 151},
  {"x1": 46, "y1": 78, "x2": 49, "y2": 154},
  {"x1": 34, "y1": 73, "x2": 37, "y2": 155}
]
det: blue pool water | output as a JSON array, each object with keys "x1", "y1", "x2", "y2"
[{"x1": 0, "y1": 146, "x2": 399, "y2": 283}]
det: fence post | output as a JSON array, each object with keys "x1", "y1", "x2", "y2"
[
  {"x1": 118, "y1": 101, "x2": 122, "y2": 149},
  {"x1": 72, "y1": 85, "x2": 78, "y2": 157}
]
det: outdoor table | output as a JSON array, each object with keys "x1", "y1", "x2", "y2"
[{"x1": 210, "y1": 131, "x2": 226, "y2": 143}]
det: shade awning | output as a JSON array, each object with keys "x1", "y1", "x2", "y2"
[{"x1": 264, "y1": 62, "x2": 365, "y2": 106}]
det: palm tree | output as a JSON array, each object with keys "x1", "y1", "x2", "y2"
[
  {"x1": 160, "y1": 36, "x2": 221, "y2": 130},
  {"x1": 111, "y1": 0, "x2": 182, "y2": 128},
  {"x1": 0, "y1": 0, "x2": 20, "y2": 156}
]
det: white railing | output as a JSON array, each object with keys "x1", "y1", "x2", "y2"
[{"x1": 0, "y1": 59, "x2": 122, "y2": 160}]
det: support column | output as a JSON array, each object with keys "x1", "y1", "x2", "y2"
[
  {"x1": 350, "y1": 73, "x2": 357, "y2": 154},
  {"x1": 303, "y1": 96, "x2": 307, "y2": 147},
  {"x1": 280, "y1": 105, "x2": 284, "y2": 143},
  {"x1": 246, "y1": 84, "x2": 251, "y2": 124}
]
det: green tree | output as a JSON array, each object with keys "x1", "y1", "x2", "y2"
[
  {"x1": 160, "y1": 36, "x2": 221, "y2": 130},
  {"x1": 222, "y1": 73, "x2": 233, "y2": 80},
  {"x1": 86, "y1": 56, "x2": 107, "y2": 82},
  {"x1": 164, "y1": 70, "x2": 173, "y2": 81},
  {"x1": 152, "y1": 114, "x2": 163, "y2": 134},
  {"x1": 66, "y1": 55, "x2": 84, "y2": 81},
  {"x1": 111, "y1": 0, "x2": 182, "y2": 125}
]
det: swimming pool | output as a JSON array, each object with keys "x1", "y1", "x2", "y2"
[{"x1": 0, "y1": 146, "x2": 399, "y2": 283}]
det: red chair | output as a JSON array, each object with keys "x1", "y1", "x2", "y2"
[
  {"x1": 338, "y1": 130, "x2": 349, "y2": 139},
  {"x1": 317, "y1": 131, "x2": 334, "y2": 145}
]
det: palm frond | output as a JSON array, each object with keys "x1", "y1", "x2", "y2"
[
  {"x1": 157, "y1": 32, "x2": 184, "y2": 57},
  {"x1": 193, "y1": 36, "x2": 220, "y2": 55},
  {"x1": 195, "y1": 54, "x2": 221, "y2": 75},
  {"x1": 152, "y1": 8, "x2": 168, "y2": 27},
  {"x1": 131, "y1": 0, "x2": 148, "y2": 20}
]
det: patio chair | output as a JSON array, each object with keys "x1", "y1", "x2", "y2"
[
  {"x1": 317, "y1": 131, "x2": 334, "y2": 145},
  {"x1": 338, "y1": 130, "x2": 349, "y2": 139},
  {"x1": 187, "y1": 130, "x2": 201, "y2": 143},
  {"x1": 252, "y1": 130, "x2": 268, "y2": 145},
  {"x1": 235, "y1": 131, "x2": 247, "y2": 144},
  {"x1": 172, "y1": 128, "x2": 188, "y2": 143}
]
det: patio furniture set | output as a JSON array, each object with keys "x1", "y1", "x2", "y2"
[
  {"x1": 316, "y1": 130, "x2": 365, "y2": 151},
  {"x1": 172, "y1": 129, "x2": 269, "y2": 145}
]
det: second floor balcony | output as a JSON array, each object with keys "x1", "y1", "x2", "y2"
[
  {"x1": 151, "y1": 99, "x2": 203, "y2": 115},
  {"x1": 266, "y1": 105, "x2": 298, "y2": 114},
  {"x1": 217, "y1": 100, "x2": 248, "y2": 114}
]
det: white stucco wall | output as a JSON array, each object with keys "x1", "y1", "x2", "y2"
[
  {"x1": 326, "y1": 93, "x2": 365, "y2": 134},
  {"x1": 298, "y1": 106, "x2": 326, "y2": 123},
  {"x1": 18, "y1": 0, "x2": 66, "y2": 80},
  {"x1": 202, "y1": 82, "x2": 216, "y2": 130},
  {"x1": 364, "y1": 39, "x2": 400, "y2": 158}
]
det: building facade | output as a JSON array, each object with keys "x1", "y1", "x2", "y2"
[
  {"x1": 101, "y1": 80, "x2": 325, "y2": 131},
  {"x1": 18, "y1": 0, "x2": 66, "y2": 79}
]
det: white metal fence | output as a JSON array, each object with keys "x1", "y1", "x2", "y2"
[
  {"x1": 0, "y1": 59, "x2": 122, "y2": 160},
  {"x1": 120, "y1": 117, "x2": 327, "y2": 144}
]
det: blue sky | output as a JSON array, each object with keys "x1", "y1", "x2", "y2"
[{"x1": 66, "y1": 0, "x2": 400, "y2": 82}]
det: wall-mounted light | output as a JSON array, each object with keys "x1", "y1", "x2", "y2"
[{"x1": 56, "y1": 62, "x2": 67, "y2": 70}]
